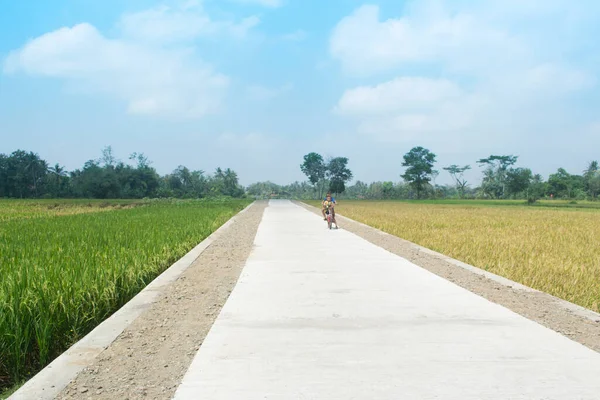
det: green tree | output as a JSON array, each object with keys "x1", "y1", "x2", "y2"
[
  {"x1": 1, "y1": 150, "x2": 49, "y2": 198},
  {"x1": 247, "y1": 181, "x2": 282, "y2": 199},
  {"x1": 101, "y1": 145, "x2": 117, "y2": 167},
  {"x1": 47, "y1": 163, "x2": 69, "y2": 197},
  {"x1": 477, "y1": 155, "x2": 518, "y2": 198},
  {"x1": 401, "y1": 146, "x2": 437, "y2": 199},
  {"x1": 583, "y1": 161, "x2": 600, "y2": 199},
  {"x1": 223, "y1": 168, "x2": 244, "y2": 197},
  {"x1": 382, "y1": 181, "x2": 394, "y2": 199},
  {"x1": 326, "y1": 157, "x2": 353, "y2": 196},
  {"x1": 300, "y1": 152, "x2": 326, "y2": 199},
  {"x1": 71, "y1": 160, "x2": 120, "y2": 198},
  {"x1": 0, "y1": 153, "x2": 8, "y2": 197},
  {"x1": 527, "y1": 174, "x2": 547, "y2": 204},
  {"x1": 588, "y1": 173, "x2": 600, "y2": 200},
  {"x1": 505, "y1": 168, "x2": 533, "y2": 198},
  {"x1": 0, "y1": 147, "x2": 244, "y2": 200},
  {"x1": 443, "y1": 165, "x2": 471, "y2": 198},
  {"x1": 129, "y1": 152, "x2": 151, "y2": 169},
  {"x1": 548, "y1": 168, "x2": 584, "y2": 199}
]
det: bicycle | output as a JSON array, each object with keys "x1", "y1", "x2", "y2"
[{"x1": 324, "y1": 203, "x2": 338, "y2": 230}]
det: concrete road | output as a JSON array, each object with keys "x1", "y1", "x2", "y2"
[{"x1": 173, "y1": 200, "x2": 600, "y2": 399}]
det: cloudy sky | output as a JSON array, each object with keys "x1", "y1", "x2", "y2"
[{"x1": 1, "y1": 0, "x2": 599, "y2": 186}]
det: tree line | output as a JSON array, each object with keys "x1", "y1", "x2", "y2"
[
  {"x1": 0, "y1": 147, "x2": 245, "y2": 199},
  {"x1": 249, "y1": 148, "x2": 600, "y2": 202},
  {"x1": 3, "y1": 146, "x2": 598, "y2": 202}
]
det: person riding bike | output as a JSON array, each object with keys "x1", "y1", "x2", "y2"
[{"x1": 322, "y1": 192, "x2": 337, "y2": 227}]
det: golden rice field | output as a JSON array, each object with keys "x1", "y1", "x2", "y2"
[{"x1": 311, "y1": 200, "x2": 600, "y2": 313}]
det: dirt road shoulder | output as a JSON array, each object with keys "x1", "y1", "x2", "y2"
[{"x1": 57, "y1": 201, "x2": 267, "y2": 400}]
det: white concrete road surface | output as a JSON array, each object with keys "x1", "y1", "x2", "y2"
[{"x1": 173, "y1": 200, "x2": 600, "y2": 400}]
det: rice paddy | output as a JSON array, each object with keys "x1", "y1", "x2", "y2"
[{"x1": 0, "y1": 198, "x2": 249, "y2": 391}]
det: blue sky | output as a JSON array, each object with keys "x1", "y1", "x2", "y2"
[{"x1": 1, "y1": 0, "x2": 600, "y2": 186}]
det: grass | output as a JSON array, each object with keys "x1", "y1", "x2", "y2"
[
  {"x1": 0, "y1": 381, "x2": 23, "y2": 400},
  {"x1": 0, "y1": 198, "x2": 250, "y2": 394},
  {"x1": 307, "y1": 199, "x2": 600, "y2": 313}
]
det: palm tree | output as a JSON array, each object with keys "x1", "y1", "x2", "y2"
[
  {"x1": 224, "y1": 168, "x2": 240, "y2": 196},
  {"x1": 584, "y1": 161, "x2": 598, "y2": 177},
  {"x1": 24, "y1": 154, "x2": 48, "y2": 197},
  {"x1": 48, "y1": 164, "x2": 67, "y2": 197},
  {"x1": 584, "y1": 161, "x2": 600, "y2": 199}
]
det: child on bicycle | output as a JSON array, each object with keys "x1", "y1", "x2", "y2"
[{"x1": 322, "y1": 192, "x2": 337, "y2": 226}]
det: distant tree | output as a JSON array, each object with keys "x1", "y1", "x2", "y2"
[
  {"x1": 300, "y1": 152, "x2": 326, "y2": 199},
  {"x1": 329, "y1": 179, "x2": 345, "y2": 195},
  {"x1": 71, "y1": 160, "x2": 118, "y2": 198},
  {"x1": 367, "y1": 182, "x2": 384, "y2": 199},
  {"x1": 505, "y1": 167, "x2": 533, "y2": 198},
  {"x1": 47, "y1": 163, "x2": 68, "y2": 197},
  {"x1": 0, "y1": 153, "x2": 8, "y2": 197},
  {"x1": 343, "y1": 180, "x2": 369, "y2": 199},
  {"x1": 129, "y1": 152, "x2": 151, "y2": 169},
  {"x1": 548, "y1": 168, "x2": 585, "y2": 199},
  {"x1": 443, "y1": 165, "x2": 471, "y2": 198},
  {"x1": 0, "y1": 150, "x2": 50, "y2": 198},
  {"x1": 527, "y1": 174, "x2": 547, "y2": 204},
  {"x1": 382, "y1": 181, "x2": 394, "y2": 199},
  {"x1": 247, "y1": 181, "x2": 282, "y2": 199},
  {"x1": 584, "y1": 161, "x2": 600, "y2": 199},
  {"x1": 222, "y1": 168, "x2": 244, "y2": 197},
  {"x1": 0, "y1": 147, "x2": 246, "y2": 200},
  {"x1": 477, "y1": 155, "x2": 518, "y2": 198},
  {"x1": 117, "y1": 155, "x2": 160, "y2": 198},
  {"x1": 101, "y1": 145, "x2": 117, "y2": 167},
  {"x1": 401, "y1": 146, "x2": 437, "y2": 199},
  {"x1": 278, "y1": 181, "x2": 314, "y2": 200},
  {"x1": 326, "y1": 157, "x2": 353, "y2": 196}
]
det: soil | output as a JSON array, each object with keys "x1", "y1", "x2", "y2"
[
  {"x1": 56, "y1": 201, "x2": 267, "y2": 400},
  {"x1": 295, "y1": 201, "x2": 600, "y2": 353}
]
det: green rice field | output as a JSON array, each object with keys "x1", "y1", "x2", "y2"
[{"x1": 0, "y1": 198, "x2": 249, "y2": 393}]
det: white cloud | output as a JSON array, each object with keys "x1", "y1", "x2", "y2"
[
  {"x1": 335, "y1": 77, "x2": 476, "y2": 143},
  {"x1": 329, "y1": 2, "x2": 588, "y2": 77},
  {"x1": 335, "y1": 77, "x2": 462, "y2": 116},
  {"x1": 330, "y1": 1, "x2": 598, "y2": 148},
  {"x1": 246, "y1": 82, "x2": 293, "y2": 100},
  {"x1": 3, "y1": 2, "x2": 261, "y2": 118},
  {"x1": 118, "y1": 4, "x2": 217, "y2": 43},
  {"x1": 337, "y1": 78, "x2": 482, "y2": 145}
]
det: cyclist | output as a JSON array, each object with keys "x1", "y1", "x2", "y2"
[{"x1": 322, "y1": 192, "x2": 337, "y2": 227}]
